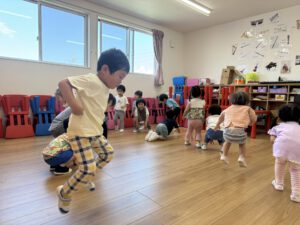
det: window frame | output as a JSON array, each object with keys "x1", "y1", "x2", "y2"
[
  {"x1": 98, "y1": 18, "x2": 155, "y2": 76},
  {"x1": 0, "y1": 0, "x2": 88, "y2": 68}
]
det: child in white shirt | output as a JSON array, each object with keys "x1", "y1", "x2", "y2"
[{"x1": 114, "y1": 84, "x2": 129, "y2": 132}]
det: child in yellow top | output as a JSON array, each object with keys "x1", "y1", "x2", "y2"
[{"x1": 57, "y1": 48, "x2": 130, "y2": 214}]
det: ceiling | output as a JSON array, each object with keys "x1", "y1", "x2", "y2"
[{"x1": 87, "y1": 0, "x2": 300, "y2": 32}]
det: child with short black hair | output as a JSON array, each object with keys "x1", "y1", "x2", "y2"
[
  {"x1": 132, "y1": 90, "x2": 143, "y2": 115},
  {"x1": 57, "y1": 48, "x2": 129, "y2": 213},
  {"x1": 215, "y1": 92, "x2": 257, "y2": 167},
  {"x1": 133, "y1": 98, "x2": 151, "y2": 132},
  {"x1": 145, "y1": 110, "x2": 180, "y2": 141},
  {"x1": 268, "y1": 104, "x2": 300, "y2": 203},
  {"x1": 202, "y1": 104, "x2": 225, "y2": 150},
  {"x1": 114, "y1": 84, "x2": 128, "y2": 132},
  {"x1": 159, "y1": 93, "x2": 180, "y2": 123},
  {"x1": 182, "y1": 86, "x2": 205, "y2": 148}
]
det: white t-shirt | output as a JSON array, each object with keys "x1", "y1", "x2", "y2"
[
  {"x1": 67, "y1": 73, "x2": 109, "y2": 137},
  {"x1": 206, "y1": 115, "x2": 224, "y2": 131},
  {"x1": 114, "y1": 95, "x2": 128, "y2": 111}
]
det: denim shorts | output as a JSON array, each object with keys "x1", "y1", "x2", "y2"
[
  {"x1": 204, "y1": 128, "x2": 224, "y2": 144},
  {"x1": 44, "y1": 149, "x2": 73, "y2": 166}
]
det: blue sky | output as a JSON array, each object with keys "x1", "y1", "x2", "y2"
[{"x1": 0, "y1": 0, "x2": 154, "y2": 72}]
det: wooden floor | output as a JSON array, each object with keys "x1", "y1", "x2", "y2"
[{"x1": 1, "y1": 128, "x2": 300, "y2": 225}]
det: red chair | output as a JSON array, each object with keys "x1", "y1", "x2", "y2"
[
  {"x1": 107, "y1": 107, "x2": 115, "y2": 130},
  {"x1": 251, "y1": 110, "x2": 271, "y2": 138},
  {"x1": 155, "y1": 98, "x2": 165, "y2": 124},
  {"x1": 1, "y1": 95, "x2": 34, "y2": 139},
  {"x1": 144, "y1": 98, "x2": 156, "y2": 124},
  {"x1": 124, "y1": 97, "x2": 134, "y2": 128}
]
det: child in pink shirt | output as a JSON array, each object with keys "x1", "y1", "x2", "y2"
[
  {"x1": 268, "y1": 104, "x2": 300, "y2": 203},
  {"x1": 215, "y1": 92, "x2": 257, "y2": 167}
]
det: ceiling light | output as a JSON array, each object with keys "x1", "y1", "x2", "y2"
[{"x1": 178, "y1": 0, "x2": 211, "y2": 16}]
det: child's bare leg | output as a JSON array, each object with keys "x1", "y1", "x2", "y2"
[
  {"x1": 289, "y1": 162, "x2": 300, "y2": 202},
  {"x1": 220, "y1": 142, "x2": 231, "y2": 164},
  {"x1": 238, "y1": 143, "x2": 247, "y2": 167}
]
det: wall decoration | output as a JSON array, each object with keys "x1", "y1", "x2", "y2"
[
  {"x1": 266, "y1": 62, "x2": 277, "y2": 70},
  {"x1": 297, "y1": 20, "x2": 300, "y2": 29},
  {"x1": 232, "y1": 44, "x2": 237, "y2": 55},
  {"x1": 295, "y1": 55, "x2": 300, "y2": 65},
  {"x1": 280, "y1": 61, "x2": 291, "y2": 74},
  {"x1": 270, "y1": 13, "x2": 279, "y2": 23}
]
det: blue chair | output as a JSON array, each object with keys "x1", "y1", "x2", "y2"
[
  {"x1": 172, "y1": 76, "x2": 186, "y2": 105},
  {"x1": 30, "y1": 95, "x2": 55, "y2": 136}
]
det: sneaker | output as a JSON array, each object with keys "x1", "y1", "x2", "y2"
[
  {"x1": 195, "y1": 142, "x2": 202, "y2": 148},
  {"x1": 50, "y1": 165, "x2": 55, "y2": 172},
  {"x1": 53, "y1": 166, "x2": 72, "y2": 176},
  {"x1": 272, "y1": 180, "x2": 284, "y2": 191},
  {"x1": 220, "y1": 154, "x2": 229, "y2": 164},
  {"x1": 145, "y1": 130, "x2": 153, "y2": 141},
  {"x1": 57, "y1": 185, "x2": 71, "y2": 214},
  {"x1": 184, "y1": 141, "x2": 191, "y2": 145},
  {"x1": 133, "y1": 129, "x2": 138, "y2": 133},
  {"x1": 87, "y1": 181, "x2": 96, "y2": 191},
  {"x1": 148, "y1": 132, "x2": 159, "y2": 142},
  {"x1": 237, "y1": 156, "x2": 247, "y2": 167},
  {"x1": 290, "y1": 193, "x2": 300, "y2": 203},
  {"x1": 201, "y1": 144, "x2": 207, "y2": 150},
  {"x1": 119, "y1": 129, "x2": 124, "y2": 132}
]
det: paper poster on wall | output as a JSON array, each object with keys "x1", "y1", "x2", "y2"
[
  {"x1": 280, "y1": 61, "x2": 291, "y2": 74},
  {"x1": 270, "y1": 35, "x2": 279, "y2": 48},
  {"x1": 274, "y1": 24, "x2": 287, "y2": 33},
  {"x1": 295, "y1": 56, "x2": 300, "y2": 65}
]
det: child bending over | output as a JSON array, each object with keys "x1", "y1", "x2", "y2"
[
  {"x1": 202, "y1": 104, "x2": 225, "y2": 150},
  {"x1": 145, "y1": 110, "x2": 180, "y2": 142},
  {"x1": 215, "y1": 92, "x2": 257, "y2": 167},
  {"x1": 133, "y1": 98, "x2": 151, "y2": 132}
]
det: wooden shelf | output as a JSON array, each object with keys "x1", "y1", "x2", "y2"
[
  {"x1": 251, "y1": 99, "x2": 268, "y2": 102},
  {"x1": 251, "y1": 92, "x2": 268, "y2": 94}
]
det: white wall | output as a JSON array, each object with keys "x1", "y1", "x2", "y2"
[
  {"x1": 184, "y1": 5, "x2": 300, "y2": 83},
  {"x1": 0, "y1": 0, "x2": 184, "y2": 97}
]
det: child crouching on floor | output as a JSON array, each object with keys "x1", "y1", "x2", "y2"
[
  {"x1": 202, "y1": 104, "x2": 224, "y2": 151},
  {"x1": 145, "y1": 110, "x2": 180, "y2": 142}
]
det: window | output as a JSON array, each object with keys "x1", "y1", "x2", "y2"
[
  {"x1": 98, "y1": 20, "x2": 154, "y2": 75},
  {"x1": 0, "y1": 0, "x2": 87, "y2": 67},
  {"x1": 0, "y1": 0, "x2": 38, "y2": 60},
  {"x1": 41, "y1": 5, "x2": 86, "y2": 66}
]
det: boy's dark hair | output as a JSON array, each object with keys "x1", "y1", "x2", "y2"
[
  {"x1": 117, "y1": 84, "x2": 126, "y2": 92},
  {"x1": 136, "y1": 98, "x2": 146, "y2": 107},
  {"x1": 278, "y1": 104, "x2": 300, "y2": 123},
  {"x1": 134, "y1": 90, "x2": 143, "y2": 98},
  {"x1": 159, "y1": 93, "x2": 169, "y2": 102},
  {"x1": 208, "y1": 104, "x2": 221, "y2": 115},
  {"x1": 230, "y1": 92, "x2": 249, "y2": 105},
  {"x1": 166, "y1": 110, "x2": 174, "y2": 119},
  {"x1": 108, "y1": 93, "x2": 116, "y2": 106},
  {"x1": 190, "y1": 86, "x2": 203, "y2": 98},
  {"x1": 97, "y1": 48, "x2": 130, "y2": 74}
]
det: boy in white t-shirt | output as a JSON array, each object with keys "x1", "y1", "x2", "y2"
[
  {"x1": 114, "y1": 84, "x2": 129, "y2": 132},
  {"x1": 202, "y1": 104, "x2": 225, "y2": 150}
]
